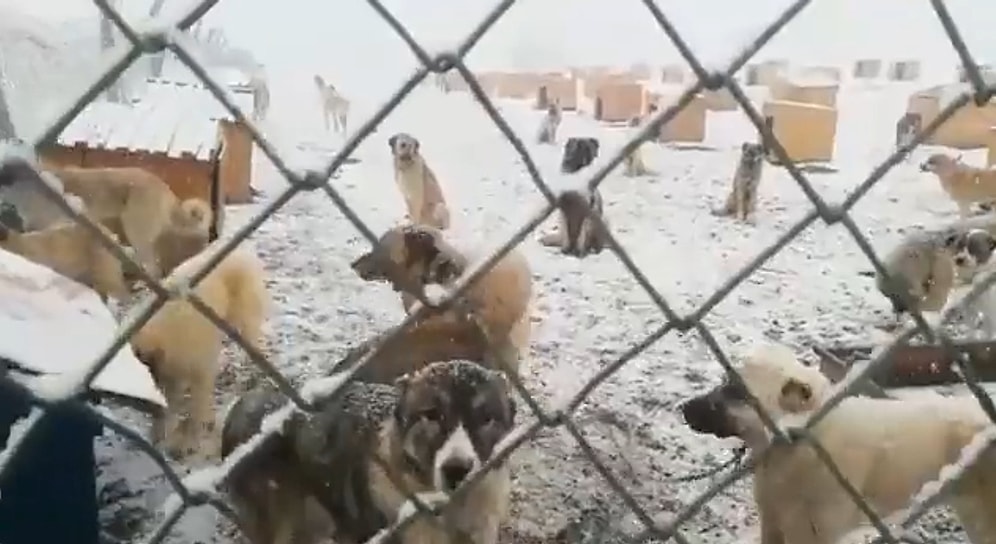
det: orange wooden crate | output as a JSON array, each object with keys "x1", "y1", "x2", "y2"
[{"x1": 595, "y1": 83, "x2": 648, "y2": 123}]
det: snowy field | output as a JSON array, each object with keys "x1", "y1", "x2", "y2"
[{"x1": 90, "y1": 75, "x2": 990, "y2": 543}]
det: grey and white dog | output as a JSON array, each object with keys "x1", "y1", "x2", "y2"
[{"x1": 539, "y1": 137, "x2": 607, "y2": 257}]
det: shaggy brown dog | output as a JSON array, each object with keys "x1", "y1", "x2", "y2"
[{"x1": 131, "y1": 243, "x2": 268, "y2": 460}]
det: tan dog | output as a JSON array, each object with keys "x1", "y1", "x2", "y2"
[
  {"x1": 131, "y1": 243, "x2": 268, "y2": 460},
  {"x1": 921, "y1": 153, "x2": 996, "y2": 218},
  {"x1": 0, "y1": 219, "x2": 128, "y2": 302},
  {"x1": 350, "y1": 224, "x2": 532, "y2": 369},
  {"x1": 221, "y1": 360, "x2": 517, "y2": 544},
  {"x1": 682, "y1": 344, "x2": 996, "y2": 544},
  {"x1": 712, "y1": 142, "x2": 766, "y2": 223},
  {"x1": 389, "y1": 133, "x2": 451, "y2": 230},
  {"x1": 0, "y1": 158, "x2": 213, "y2": 279},
  {"x1": 314, "y1": 74, "x2": 350, "y2": 133},
  {"x1": 621, "y1": 117, "x2": 656, "y2": 177}
]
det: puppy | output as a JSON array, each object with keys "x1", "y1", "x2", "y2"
[
  {"x1": 895, "y1": 112, "x2": 921, "y2": 152},
  {"x1": 389, "y1": 133, "x2": 451, "y2": 231},
  {"x1": 350, "y1": 224, "x2": 533, "y2": 371},
  {"x1": 875, "y1": 228, "x2": 959, "y2": 319},
  {"x1": 536, "y1": 101, "x2": 562, "y2": 145},
  {"x1": 681, "y1": 343, "x2": 996, "y2": 544},
  {"x1": 314, "y1": 74, "x2": 350, "y2": 133},
  {"x1": 221, "y1": 360, "x2": 517, "y2": 544},
  {"x1": 0, "y1": 157, "x2": 212, "y2": 279},
  {"x1": 621, "y1": 117, "x2": 656, "y2": 177},
  {"x1": 538, "y1": 137, "x2": 608, "y2": 256},
  {"x1": 945, "y1": 228, "x2": 996, "y2": 338},
  {"x1": 0, "y1": 218, "x2": 128, "y2": 302},
  {"x1": 131, "y1": 243, "x2": 268, "y2": 460},
  {"x1": 921, "y1": 153, "x2": 996, "y2": 218},
  {"x1": 712, "y1": 142, "x2": 766, "y2": 223}
]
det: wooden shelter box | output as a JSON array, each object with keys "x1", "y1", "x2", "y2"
[
  {"x1": 745, "y1": 60, "x2": 787, "y2": 86},
  {"x1": 853, "y1": 59, "x2": 882, "y2": 79},
  {"x1": 769, "y1": 79, "x2": 839, "y2": 108},
  {"x1": 701, "y1": 88, "x2": 738, "y2": 111},
  {"x1": 988, "y1": 126, "x2": 996, "y2": 167},
  {"x1": 583, "y1": 73, "x2": 637, "y2": 99},
  {"x1": 661, "y1": 64, "x2": 687, "y2": 84},
  {"x1": 594, "y1": 83, "x2": 648, "y2": 123},
  {"x1": 888, "y1": 60, "x2": 921, "y2": 82},
  {"x1": 495, "y1": 72, "x2": 539, "y2": 99},
  {"x1": 534, "y1": 76, "x2": 578, "y2": 110},
  {"x1": 762, "y1": 100, "x2": 838, "y2": 163},
  {"x1": 658, "y1": 94, "x2": 707, "y2": 143},
  {"x1": 907, "y1": 90, "x2": 996, "y2": 149}
]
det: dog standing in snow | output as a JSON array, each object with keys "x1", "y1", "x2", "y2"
[
  {"x1": 621, "y1": 116, "x2": 656, "y2": 177},
  {"x1": 249, "y1": 71, "x2": 270, "y2": 122},
  {"x1": 921, "y1": 153, "x2": 996, "y2": 218},
  {"x1": 536, "y1": 101, "x2": 562, "y2": 145},
  {"x1": 314, "y1": 74, "x2": 350, "y2": 134},
  {"x1": 539, "y1": 137, "x2": 608, "y2": 257},
  {"x1": 220, "y1": 360, "x2": 517, "y2": 544},
  {"x1": 712, "y1": 142, "x2": 766, "y2": 223},
  {"x1": 682, "y1": 343, "x2": 996, "y2": 544},
  {"x1": 389, "y1": 132, "x2": 451, "y2": 230}
]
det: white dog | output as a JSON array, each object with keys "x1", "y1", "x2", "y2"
[
  {"x1": 945, "y1": 228, "x2": 996, "y2": 338},
  {"x1": 682, "y1": 344, "x2": 996, "y2": 544},
  {"x1": 313, "y1": 74, "x2": 350, "y2": 134}
]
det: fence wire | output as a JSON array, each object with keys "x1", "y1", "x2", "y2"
[{"x1": 0, "y1": 0, "x2": 993, "y2": 542}]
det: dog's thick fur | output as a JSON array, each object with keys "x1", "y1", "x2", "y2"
[
  {"x1": 0, "y1": 218, "x2": 128, "y2": 302},
  {"x1": 221, "y1": 360, "x2": 516, "y2": 544},
  {"x1": 131, "y1": 244, "x2": 268, "y2": 459},
  {"x1": 536, "y1": 101, "x2": 562, "y2": 145},
  {"x1": 622, "y1": 117, "x2": 656, "y2": 177},
  {"x1": 681, "y1": 344, "x2": 996, "y2": 544},
  {"x1": 921, "y1": 153, "x2": 996, "y2": 218},
  {"x1": 539, "y1": 137, "x2": 608, "y2": 256},
  {"x1": 314, "y1": 75, "x2": 350, "y2": 133},
  {"x1": 895, "y1": 112, "x2": 921, "y2": 151},
  {"x1": 0, "y1": 158, "x2": 212, "y2": 278},
  {"x1": 945, "y1": 228, "x2": 996, "y2": 338},
  {"x1": 713, "y1": 142, "x2": 765, "y2": 223},
  {"x1": 389, "y1": 133, "x2": 451, "y2": 230},
  {"x1": 875, "y1": 228, "x2": 959, "y2": 317},
  {"x1": 351, "y1": 224, "x2": 533, "y2": 370}
]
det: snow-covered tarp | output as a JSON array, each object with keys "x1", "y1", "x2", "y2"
[{"x1": 0, "y1": 248, "x2": 165, "y2": 406}]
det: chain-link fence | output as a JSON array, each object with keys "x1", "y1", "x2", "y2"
[{"x1": 1, "y1": 0, "x2": 995, "y2": 542}]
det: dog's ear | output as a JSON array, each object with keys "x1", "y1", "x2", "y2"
[
  {"x1": 944, "y1": 232, "x2": 961, "y2": 249},
  {"x1": 388, "y1": 134, "x2": 398, "y2": 150},
  {"x1": 411, "y1": 137, "x2": 421, "y2": 154},
  {"x1": 587, "y1": 138, "x2": 600, "y2": 156},
  {"x1": 778, "y1": 378, "x2": 814, "y2": 413}
]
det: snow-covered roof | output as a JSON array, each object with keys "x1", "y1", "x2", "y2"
[
  {"x1": 57, "y1": 78, "x2": 253, "y2": 160},
  {"x1": 0, "y1": 248, "x2": 165, "y2": 406}
]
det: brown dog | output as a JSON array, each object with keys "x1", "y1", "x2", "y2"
[
  {"x1": 131, "y1": 244, "x2": 268, "y2": 460},
  {"x1": 0, "y1": 219, "x2": 128, "y2": 302},
  {"x1": 350, "y1": 224, "x2": 532, "y2": 371},
  {"x1": 921, "y1": 153, "x2": 996, "y2": 218},
  {"x1": 389, "y1": 133, "x2": 451, "y2": 231}
]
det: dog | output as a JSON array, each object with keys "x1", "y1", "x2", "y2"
[
  {"x1": 314, "y1": 74, "x2": 350, "y2": 134},
  {"x1": 350, "y1": 224, "x2": 533, "y2": 372},
  {"x1": 221, "y1": 360, "x2": 516, "y2": 544},
  {"x1": 536, "y1": 101, "x2": 562, "y2": 145},
  {"x1": 130, "y1": 243, "x2": 268, "y2": 460},
  {"x1": 944, "y1": 228, "x2": 996, "y2": 338},
  {"x1": 682, "y1": 344, "x2": 996, "y2": 544},
  {"x1": 921, "y1": 153, "x2": 996, "y2": 218},
  {"x1": 0, "y1": 218, "x2": 128, "y2": 303},
  {"x1": 389, "y1": 133, "x2": 451, "y2": 231},
  {"x1": 249, "y1": 72, "x2": 270, "y2": 122},
  {"x1": 712, "y1": 142, "x2": 766, "y2": 223},
  {"x1": 0, "y1": 158, "x2": 212, "y2": 279},
  {"x1": 874, "y1": 228, "x2": 958, "y2": 319},
  {"x1": 621, "y1": 117, "x2": 656, "y2": 177},
  {"x1": 538, "y1": 137, "x2": 608, "y2": 256},
  {"x1": 0, "y1": 165, "x2": 86, "y2": 231},
  {"x1": 895, "y1": 112, "x2": 921, "y2": 152}
]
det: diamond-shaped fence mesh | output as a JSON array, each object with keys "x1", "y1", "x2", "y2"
[{"x1": 0, "y1": 0, "x2": 995, "y2": 542}]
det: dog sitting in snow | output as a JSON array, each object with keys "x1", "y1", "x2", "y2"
[
  {"x1": 350, "y1": 224, "x2": 533, "y2": 373},
  {"x1": 314, "y1": 74, "x2": 350, "y2": 134},
  {"x1": 681, "y1": 343, "x2": 996, "y2": 544},
  {"x1": 895, "y1": 112, "x2": 921, "y2": 153},
  {"x1": 944, "y1": 228, "x2": 996, "y2": 338},
  {"x1": 536, "y1": 101, "x2": 562, "y2": 145},
  {"x1": 712, "y1": 142, "x2": 766, "y2": 224},
  {"x1": 390, "y1": 132, "x2": 451, "y2": 230},
  {"x1": 539, "y1": 137, "x2": 608, "y2": 257},
  {"x1": 621, "y1": 117, "x2": 656, "y2": 177},
  {"x1": 131, "y1": 242, "x2": 269, "y2": 460},
  {"x1": 221, "y1": 360, "x2": 517, "y2": 544},
  {"x1": 921, "y1": 153, "x2": 996, "y2": 218}
]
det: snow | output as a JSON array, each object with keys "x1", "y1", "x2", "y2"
[
  {"x1": 3, "y1": 0, "x2": 996, "y2": 542},
  {"x1": 0, "y1": 249, "x2": 165, "y2": 406}
]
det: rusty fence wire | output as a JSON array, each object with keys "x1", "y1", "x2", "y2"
[{"x1": 0, "y1": 0, "x2": 994, "y2": 542}]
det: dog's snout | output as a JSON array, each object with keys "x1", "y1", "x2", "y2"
[
  {"x1": 955, "y1": 256, "x2": 966, "y2": 267},
  {"x1": 681, "y1": 395, "x2": 721, "y2": 433},
  {"x1": 440, "y1": 459, "x2": 473, "y2": 491}
]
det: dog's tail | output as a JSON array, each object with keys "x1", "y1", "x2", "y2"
[
  {"x1": 221, "y1": 249, "x2": 269, "y2": 352},
  {"x1": 170, "y1": 198, "x2": 212, "y2": 235}
]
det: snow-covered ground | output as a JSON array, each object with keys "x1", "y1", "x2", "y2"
[{"x1": 87, "y1": 73, "x2": 990, "y2": 542}]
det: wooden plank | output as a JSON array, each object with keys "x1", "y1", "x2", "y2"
[{"x1": 814, "y1": 340, "x2": 996, "y2": 388}]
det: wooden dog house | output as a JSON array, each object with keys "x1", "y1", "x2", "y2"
[
  {"x1": 657, "y1": 94, "x2": 708, "y2": 143},
  {"x1": 701, "y1": 88, "x2": 738, "y2": 111},
  {"x1": 769, "y1": 77, "x2": 839, "y2": 108},
  {"x1": 957, "y1": 64, "x2": 995, "y2": 83},
  {"x1": 762, "y1": 100, "x2": 838, "y2": 163},
  {"x1": 39, "y1": 78, "x2": 253, "y2": 214},
  {"x1": 627, "y1": 63, "x2": 653, "y2": 81},
  {"x1": 744, "y1": 60, "x2": 788, "y2": 86},
  {"x1": 853, "y1": 59, "x2": 882, "y2": 79},
  {"x1": 582, "y1": 73, "x2": 637, "y2": 100},
  {"x1": 494, "y1": 72, "x2": 539, "y2": 99},
  {"x1": 800, "y1": 66, "x2": 842, "y2": 83},
  {"x1": 534, "y1": 75, "x2": 578, "y2": 110},
  {"x1": 887, "y1": 60, "x2": 921, "y2": 82},
  {"x1": 988, "y1": 127, "x2": 996, "y2": 167},
  {"x1": 906, "y1": 85, "x2": 996, "y2": 149},
  {"x1": 594, "y1": 82, "x2": 648, "y2": 123},
  {"x1": 661, "y1": 64, "x2": 687, "y2": 84}
]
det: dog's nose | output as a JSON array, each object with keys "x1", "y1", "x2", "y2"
[
  {"x1": 440, "y1": 459, "x2": 473, "y2": 491},
  {"x1": 955, "y1": 256, "x2": 966, "y2": 266}
]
